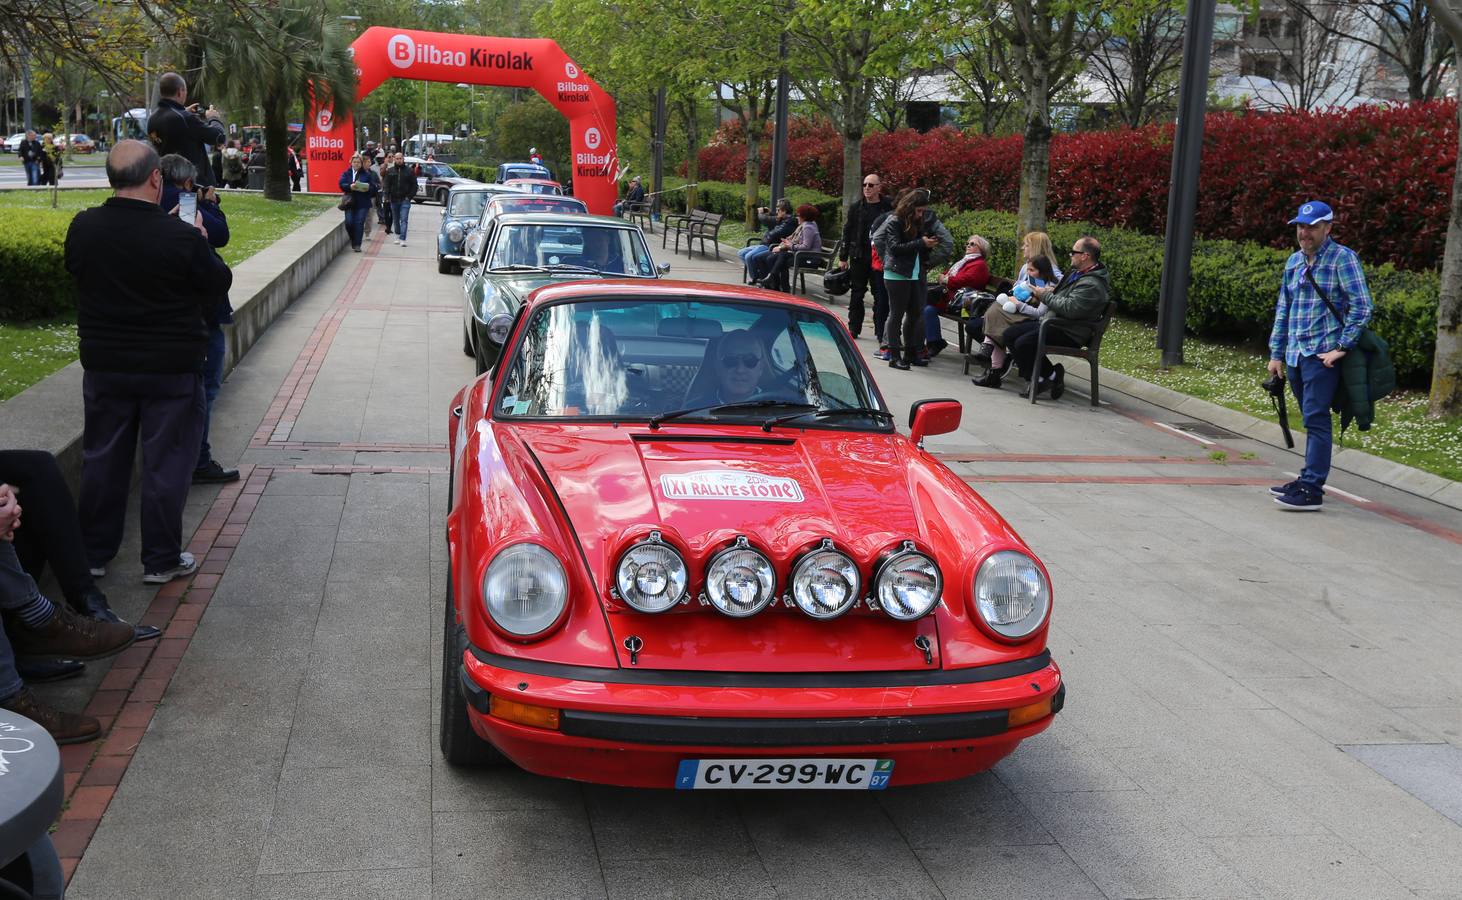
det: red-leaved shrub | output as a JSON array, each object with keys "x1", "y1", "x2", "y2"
[{"x1": 697, "y1": 103, "x2": 1456, "y2": 271}]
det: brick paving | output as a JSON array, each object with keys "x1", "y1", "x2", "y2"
[{"x1": 45, "y1": 209, "x2": 1462, "y2": 899}]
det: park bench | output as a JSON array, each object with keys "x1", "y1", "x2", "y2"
[
  {"x1": 668, "y1": 209, "x2": 726, "y2": 260},
  {"x1": 1025, "y1": 300, "x2": 1118, "y2": 406},
  {"x1": 624, "y1": 199, "x2": 654, "y2": 231},
  {"x1": 790, "y1": 239, "x2": 841, "y2": 297}
]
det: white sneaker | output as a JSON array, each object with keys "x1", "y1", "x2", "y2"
[
  {"x1": 143, "y1": 551, "x2": 197, "y2": 584},
  {"x1": 399, "y1": 241, "x2": 406, "y2": 247},
  {"x1": 89, "y1": 565, "x2": 106, "y2": 578},
  {"x1": 396, "y1": 239, "x2": 403, "y2": 245}
]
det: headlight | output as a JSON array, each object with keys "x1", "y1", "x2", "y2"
[
  {"x1": 874, "y1": 541, "x2": 942, "y2": 620},
  {"x1": 481, "y1": 543, "x2": 567, "y2": 637},
  {"x1": 791, "y1": 539, "x2": 861, "y2": 619},
  {"x1": 615, "y1": 531, "x2": 687, "y2": 613},
  {"x1": 973, "y1": 551, "x2": 1049, "y2": 638},
  {"x1": 447, "y1": 221, "x2": 464, "y2": 242},
  {"x1": 486, "y1": 314, "x2": 513, "y2": 344},
  {"x1": 705, "y1": 537, "x2": 776, "y2": 617}
]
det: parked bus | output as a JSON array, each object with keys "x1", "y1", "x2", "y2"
[{"x1": 112, "y1": 108, "x2": 148, "y2": 145}]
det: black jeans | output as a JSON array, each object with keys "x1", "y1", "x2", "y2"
[
  {"x1": 79, "y1": 371, "x2": 205, "y2": 573},
  {"x1": 1005, "y1": 319, "x2": 1083, "y2": 381},
  {"x1": 884, "y1": 277, "x2": 927, "y2": 363},
  {"x1": 0, "y1": 450, "x2": 95, "y2": 610},
  {"x1": 846, "y1": 257, "x2": 872, "y2": 334}
]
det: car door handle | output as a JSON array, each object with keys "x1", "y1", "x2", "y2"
[{"x1": 452, "y1": 405, "x2": 463, "y2": 419}]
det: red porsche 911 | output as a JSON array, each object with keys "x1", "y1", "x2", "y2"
[{"x1": 442, "y1": 280, "x2": 1063, "y2": 789}]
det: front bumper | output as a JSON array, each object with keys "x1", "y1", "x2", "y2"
[{"x1": 459, "y1": 646, "x2": 1064, "y2": 788}]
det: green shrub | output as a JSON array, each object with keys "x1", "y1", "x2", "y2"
[
  {"x1": 939, "y1": 208, "x2": 1440, "y2": 385},
  {"x1": 0, "y1": 209, "x2": 75, "y2": 321},
  {"x1": 455, "y1": 163, "x2": 496, "y2": 182},
  {"x1": 661, "y1": 179, "x2": 843, "y2": 239}
]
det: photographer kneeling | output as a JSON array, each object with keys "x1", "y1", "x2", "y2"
[{"x1": 160, "y1": 153, "x2": 238, "y2": 485}]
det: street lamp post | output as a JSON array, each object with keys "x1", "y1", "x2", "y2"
[{"x1": 456, "y1": 83, "x2": 474, "y2": 138}]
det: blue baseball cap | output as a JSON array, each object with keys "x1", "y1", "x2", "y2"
[{"x1": 1288, "y1": 201, "x2": 1333, "y2": 225}]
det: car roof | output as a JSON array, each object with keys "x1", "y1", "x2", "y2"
[
  {"x1": 524, "y1": 279, "x2": 831, "y2": 315},
  {"x1": 448, "y1": 183, "x2": 518, "y2": 194},
  {"x1": 503, "y1": 178, "x2": 560, "y2": 186},
  {"x1": 492, "y1": 212, "x2": 638, "y2": 228}
]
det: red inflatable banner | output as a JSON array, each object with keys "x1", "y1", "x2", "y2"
[{"x1": 305, "y1": 27, "x2": 618, "y2": 214}]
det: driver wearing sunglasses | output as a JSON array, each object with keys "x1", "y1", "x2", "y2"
[{"x1": 709, "y1": 329, "x2": 769, "y2": 403}]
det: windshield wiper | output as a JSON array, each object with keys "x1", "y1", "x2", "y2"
[
  {"x1": 647, "y1": 399, "x2": 818, "y2": 430},
  {"x1": 761, "y1": 407, "x2": 895, "y2": 431},
  {"x1": 543, "y1": 264, "x2": 603, "y2": 275},
  {"x1": 486, "y1": 264, "x2": 548, "y2": 273}
]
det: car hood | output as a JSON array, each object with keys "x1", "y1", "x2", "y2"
[{"x1": 503, "y1": 423, "x2": 1009, "y2": 672}]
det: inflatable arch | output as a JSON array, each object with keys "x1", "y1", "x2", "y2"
[{"x1": 305, "y1": 27, "x2": 618, "y2": 214}]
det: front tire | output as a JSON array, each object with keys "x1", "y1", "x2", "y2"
[
  {"x1": 440, "y1": 575, "x2": 508, "y2": 767},
  {"x1": 462, "y1": 322, "x2": 475, "y2": 357},
  {"x1": 436, "y1": 189, "x2": 448, "y2": 205},
  {"x1": 438, "y1": 254, "x2": 455, "y2": 275}
]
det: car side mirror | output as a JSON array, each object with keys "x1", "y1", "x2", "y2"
[
  {"x1": 657, "y1": 262, "x2": 672, "y2": 275},
  {"x1": 909, "y1": 399, "x2": 961, "y2": 447}
]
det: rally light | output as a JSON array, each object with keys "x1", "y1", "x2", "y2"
[
  {"x1": 615, "y1": 531, "x2": 687, "y2": 613},
  {"x1": 873, "y1": 542, "x2": 942, "y2": 620},
  {"x1": 704, "y1": 536, "x2": 776, "y2": 617},
  {"x1": 489, "y1": 695, "x2": 561, "y2": 730},
  {"x1": 791, "y1": 539, "x2": 861, "y2": 620}
]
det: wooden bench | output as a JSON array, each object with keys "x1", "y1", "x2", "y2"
[
  {"x1": 1027, "y1": 300, "x2": 1118, "y2": 406},
  {"x1": 790, "y1": 239, "x2": 841, "y2": 297},
  {"x1": 624, "y1": 200, "x2": 653, "y2": 231},
  {"x1": 672, "y1": 210, "x2": 725, "y2": 260}
]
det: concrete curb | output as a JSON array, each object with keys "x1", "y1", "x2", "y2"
[
  {"x1": 1059, "y1": 363, "x2": 1462, "y2": 512},
  {"x1": 0, "y1": 208, "x2": 351, "y2": 485}
]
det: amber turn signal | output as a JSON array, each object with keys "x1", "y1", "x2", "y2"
[
  {"x1": 489, "y1": 695, "x2": 562, "y2": 730},
  {"x1": 1007, "y1": 696, "x2": 1054, "y2": 728}
]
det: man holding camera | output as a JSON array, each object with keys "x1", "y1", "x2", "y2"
[
  {"x1": 64, "y1": 140, "x2": 233, "y2": 582},
  {"x1": 147, "y1": 72, "x2": 226, "y2": 188},
  {"x1": 1267, "y1": 201, "x2": 1373, "y2": 511}
]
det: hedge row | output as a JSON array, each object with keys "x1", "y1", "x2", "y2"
[
  {"x1": 938, "y1": 208, "x2": 1438, "y2": 384},
  {"x1": 658, "y1": 178, "x2": 843, "y2": 237},
  {"x1": 697, "y1": 102, "x2": 1457, "y2": 272},
  {"x1": 454, "y1": 163, "x2": 495, "y2": 182},
  {"x1": 0, "y1": 209, "x2": 74, "y2": 320}
]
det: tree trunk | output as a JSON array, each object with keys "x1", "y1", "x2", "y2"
[
  {"x1": 1016, "y1": 72, "x2": 1052, "y2": 239},
  {"x1": 683, "y1": 97, "x2": 699, "y2": 214},
  {"x1": 744, "y1": 130, "x2": 760, "y2": 228},
  {"x1": 263, "y1": 97, "x2": 291, "y2": 202},
  {"x1": 840, "y1": 132, "x2": 862, "y2": 213},
  {"x1": 1431, "y1": 95, "x2": 1462, "y2": 416},
  {"x1": 839, "y1": 77, "x2": 869, "y2": 212}
]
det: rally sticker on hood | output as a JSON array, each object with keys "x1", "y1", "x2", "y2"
[{"x1": 659, "y1": 470, "x2": 804, "y2": 503}]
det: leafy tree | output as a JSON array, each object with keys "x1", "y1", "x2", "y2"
[
  {"x1": 198, "y1": 2, "x2": 356, "y2": 200},
  {"x1": 495, "y1": 94, "x2": 569, "y2": 170},
  {"x1": 938, "y1": 19, "x2": 1022, "y2": 135},
  {"x1": 1422, "y1": 0, "x2": 1462, "y2": 415}
]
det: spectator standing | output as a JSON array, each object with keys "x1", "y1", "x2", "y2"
[
  {"x1": 872, "y1": 188, "x2": 953, "y2": 369},
  {"x1": 838, "y1": 173, "x2": 893, "y2": 339},
  {"x1": 47, "y1": 136, "x2": 64, "y2": 184},
  {"x1": 37, "y1": 133, "x2": 57, "y2": 186},
  {"x1": 753, "y1": 204, "x2": 822, "y2": 291},
  {"x1": 922, "y1": 234, "x2": 992, "y2": 357},
  {"x1": 382, "y1": 151, "x2": 418, "y2": 247},
  {"x1": 63, "y1": 140, "x2": 233, "y2": 583},
  {"x1": 160, "y1": 153, "x2": 239, "y2": 486},
  {"x1": 221, "y1": 141, "x2": 245, "y2": 189},
  {"x1": 287, "y1": 145, "x2": 303, "y2": 193},
  {"x1": 18, "y1": 130, "x2": 43, "y2": 186},
  {"x1": 738, "y1": 199, "x2": 796, "y2": 282},
  {"x1": 997, "y1": 236, "x2": 1110, "y2": 398},
  {"x1": 339, "y1": 153, "x2": 380, "y2": 252},
  {"x1": 210, "y1": 136, "x2": 225, "y2": 186},
  {"x1": 1266, "y1": 201, "x2": 1373, "y2": 511},
  {"x1": 146, "y1": 71, "x2": 225, "y2": 188}
]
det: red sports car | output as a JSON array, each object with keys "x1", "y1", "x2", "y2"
[{"x1": 442, "y1": 280, "x2": 1063, "y2": 789}]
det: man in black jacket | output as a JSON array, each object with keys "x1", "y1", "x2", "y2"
[
  {"x1": 18, "y1": 130, "x2": 44, "y2": 186},
  {"x1": 383, "y1": 151, "x2": 419, "y2": 247},
  {"x1": 147, "y1": 72, "x2": 226, "y2": 188},
  {"x1": 64, "y1": 140, "x2": 233, "y2": 584},
  {"x1": 837, "y1": 173, "x2": 892, "y2": 339}
]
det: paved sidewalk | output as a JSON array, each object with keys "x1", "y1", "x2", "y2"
[{"x1": 55, "y1": 210, "x2": 1462, "y2": 899}]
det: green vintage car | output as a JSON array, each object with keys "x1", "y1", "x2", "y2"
[{"x1": 460, "y1": 212, "x2": 667, "y2": 375}]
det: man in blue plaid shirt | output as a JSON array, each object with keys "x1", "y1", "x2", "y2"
[{"x1": 1266, "y1": 200, "x2": 1373, "y2": 511}]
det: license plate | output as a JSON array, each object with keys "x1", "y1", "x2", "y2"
[{"x1": 676, "y1": 758, "x2": 894, "y2": 790}]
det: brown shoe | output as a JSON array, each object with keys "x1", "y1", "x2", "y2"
[
  {"x1": 1, "y1": 686, "x2": 102, "y2": 744},
  {"x1": 9, "y1": 603, "x2": 136, "y2": 661}
]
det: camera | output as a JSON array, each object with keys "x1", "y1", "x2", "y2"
[{"x1": 1262, "y1": 373, "x2": 1286, "y2": 398}]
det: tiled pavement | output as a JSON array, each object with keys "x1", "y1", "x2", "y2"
[{"x1": 43, "y1": 208, "x2": 1462, "y2": 898}]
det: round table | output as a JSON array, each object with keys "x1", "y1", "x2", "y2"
[{"x1": 0, "y1": 710, "x2": 63, "y2": 898}]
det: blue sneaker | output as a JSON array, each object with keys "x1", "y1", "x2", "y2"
[
  {"x1": 1268, "y1": 479, "x2": 1301, "y2": 497},
  {"x1": 874, "y1": 347, "x2": 892, "y2": 361},
  {"x1": 1274, "y1": 485, "x2": 1323, "y2": 511}
]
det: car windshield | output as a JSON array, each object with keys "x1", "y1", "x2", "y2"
[
  {"x1": 496, "y1": 298, "x2": 888, "y2": 428},
  {"x1": 502, "y1": 166, "x2": 547, "y2": 180},
  {"x1": 487, "y1": 198, "x2": 586, "y2": 219},
  {"x1": 486, "y1": 224, "x2": 654, "y2": 276},
  {"x1": 508, "y1": 181, "x2": 560, "y2": 195},
  {"x1": 448, "y1": 191, "x2": 493, "y2": 217}
]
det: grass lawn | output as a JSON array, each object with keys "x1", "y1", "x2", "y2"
[
  {"x1": 1100, "y1": 317, "x2": 1462, "y2": 483},
  {"x1": 0, "y1": 190, "x2": 336, "y2": 401}
]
